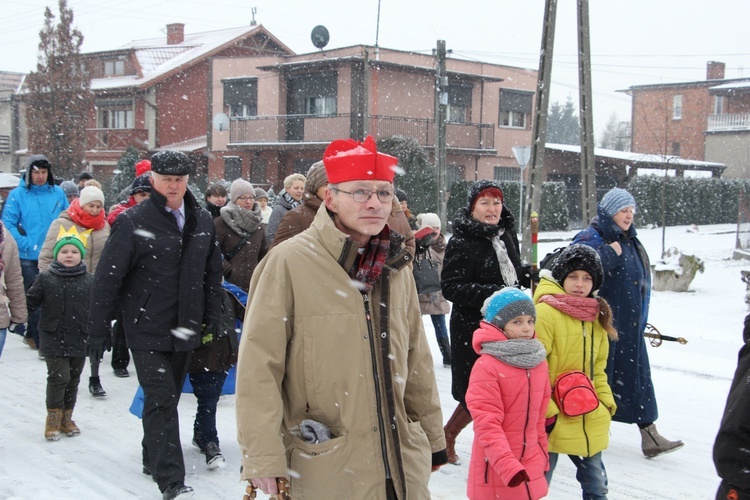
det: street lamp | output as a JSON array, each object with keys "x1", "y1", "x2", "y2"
[{"x1": 512, "y1": 145, "x2": 532, "y2": 244}]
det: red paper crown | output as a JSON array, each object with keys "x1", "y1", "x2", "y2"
[{"x1": 323, "y1": 136, "x2": 398, "y2": 184}]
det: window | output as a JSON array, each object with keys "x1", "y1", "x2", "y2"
[
  {"x1": 224, "y1": 78, "x2": 258, "y2": 118},
  {"x1": 499, "y1": 89, "x2": 533, "y2": 128},
  {"x1": 447, "y1": 85, "x2": 472, "y2": 124},
  {"x1": 671, "y1": 142, "x2": 680, "y2": 156},
  {"x1": 494, "y1": 166, "x2": 521, "y2": 182},
  {"x1": 286, "y1": 73, "x2": 337, "y2": 116},
  {"x1": 104, "y1": 60, "x2": 124, "y2": 76},
  {"x1": 713, "y1": 95, "x2": 725, "y2": 115},
  {"x1": 224, "y1": 157, "x2": 242, "y2": 181},
  {"x1": 97, "y1": 99, "x2": 133, "y2": 129},
  {"x1": 673, "y1": 95, "x2": 683, "y2": 120}
]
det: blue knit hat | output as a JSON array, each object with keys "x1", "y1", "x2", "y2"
[
  {"x1": 599, "y1": 187, "x2": 636, "y2": 217},
  {"x1": 481, "y1": 288, "x2": 536, "y2": 330}
]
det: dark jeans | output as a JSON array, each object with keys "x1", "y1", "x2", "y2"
[
  {"x1": 547, "y1": 451, "x2": 608, "y2": 500},
  {"x1": 132, "y1": 349, "x2": 190, "y2": 493},
  {"x1": 110, "y1": 312, "x2": 130, "y2": 370},
  {"x1": 20, "y1": 259, "x2": 40, "y2": 346},
  {"x1": 45, "y1": 356, "x2": 86, "y2": 409},
  {"x1": 431, "y1": 314, "x2": 449, "y2": 341},
  {"x1": 189, "y1": 371, "x2": 228, "y2": 445}
]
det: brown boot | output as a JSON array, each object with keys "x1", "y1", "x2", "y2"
[
  {"x1": 444, "y1": 404, "x2": 473, "y2": 465},
  {"x1": 45, "y1": 409, "x2": 62, "y2": 441},
  {"x1": 61, "y1": 409, "x2": 80, "y2": 437},
  {"x1": 640, "y1": 423, "x2": 684, "y2": 458}
]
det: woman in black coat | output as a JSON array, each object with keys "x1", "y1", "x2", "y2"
[{"x1": 440, "y1": 179, "x2": 529, "y2": 464}]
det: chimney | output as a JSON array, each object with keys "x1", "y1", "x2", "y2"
[
  {"x1": 167, "y1": 23, "x2": 185, "y2": 45},
  {"x1": 707, "y1": 61, "x2": 725, "y2": 80}
]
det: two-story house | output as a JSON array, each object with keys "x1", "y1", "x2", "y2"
[
  {"x1": 207, "y1": 44, "x2": 537, "y2": 190},
  {"x1": 623, "y1": 61, "x2": 750, "y2": 178}
]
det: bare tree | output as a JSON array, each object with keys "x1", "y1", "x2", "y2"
[
  {"x1": 26, "y1": 0, "x2": 91, "y2": 180},
  {"x1": 598, "y1": 112, "x2": 629, "y2": 151}
]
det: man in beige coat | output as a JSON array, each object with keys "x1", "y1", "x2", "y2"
[{"x1": 236, "y1": 136, "x2": 447, "y2": 499}]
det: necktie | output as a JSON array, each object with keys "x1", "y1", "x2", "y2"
[{"x1": 171, "y1": 209, "x2": 184, "y2": 231}]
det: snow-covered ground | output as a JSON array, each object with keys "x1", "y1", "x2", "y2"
[{"x1": 1, "y1": 223, "x2": 745, "y2": 499}]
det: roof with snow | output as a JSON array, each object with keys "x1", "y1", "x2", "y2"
[
  {"x1": 546, "y1": 143, "x2": 726, "y2": 171},
  {"x1": 89, "y1": 25, "x2": 293, "y2": 91},
  {"x1": 708, "y1": 79, "x2": 750, "y2": 94},
  {"x1": 153, "y1": 135, "x2": 207, "y2": 152}
]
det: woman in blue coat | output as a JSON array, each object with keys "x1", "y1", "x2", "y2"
[{"x1": 573, "y1": 187, "x2": 683, "y2": 458}]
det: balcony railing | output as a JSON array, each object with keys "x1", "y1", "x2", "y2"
[
  {"x1": 86, "y1": 128, "x2": 149, "y2": 150},
  {"x1": 229, "y1": 114, "x2": 495, "y2": 150},
  {"x1": 707, "y1": 113, "x2": 750, "y2": 132}
]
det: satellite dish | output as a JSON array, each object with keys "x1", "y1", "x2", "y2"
[
  {"x1": 212, "y1": 113, "x2": 230, "y2": 132},
  {"x1": 311, "y1": 25, "x2": 330, "y2": 50}
]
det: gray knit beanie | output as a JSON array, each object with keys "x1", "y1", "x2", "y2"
[
  {"x1": 599, "y1": 187, "x2": 635, "y2": 217},
  {"x1": 229, "y1": 179, "x2": 255, "y2": 204}
]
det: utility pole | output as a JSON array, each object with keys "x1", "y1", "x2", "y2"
[
  {"x1": 577, "y1": 0, "x2": 597, "y2": 224},
  {"x1": 522, "y1": 0, "x2": 557, "y2": 263},
  {"x1": 435, "y1": 40, "x2": 448, "y2": 230}
]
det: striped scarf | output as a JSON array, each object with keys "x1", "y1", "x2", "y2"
[{"x1": 352, "y1": 226, "x2": 391, "y2": 294}]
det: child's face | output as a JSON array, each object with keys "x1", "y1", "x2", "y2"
[
  {"x1": 133, "y1": 192, "x2": 150, "y2": 204},
  {"x1": 563, "y1": 270, "x2": 594, "y2": 297},
  {"x1": 56, "y1": 244, "x2": 82, "y2": 267},
  {"x1": 503, "y1": 314, "x2": 536, "y2": 340},
  {"x1": 82, "y1": 200, "x2": 103, "y2": 217}
]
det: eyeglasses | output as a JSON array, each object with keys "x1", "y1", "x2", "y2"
[
  {"x1": 237, "y1": 195, "x2": 255, "y2": 201},
  {"x1": 331, "y1": 187, "x2": 394, "y2": 203}
]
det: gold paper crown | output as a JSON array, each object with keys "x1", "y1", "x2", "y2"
[{"x1": 56, "y1": 225, "x2": 92, "y2": 247}]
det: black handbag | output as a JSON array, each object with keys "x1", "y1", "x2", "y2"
[{"x1": 412, "y1": 255, "x2": 441, "y2": 294}]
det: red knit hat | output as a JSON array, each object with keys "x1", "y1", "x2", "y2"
[
  {"x1": 135, "y1": 160, "x2": 152, "y2": 177},
  {"x1": 323, "y1": 136, "x2": 398, "y2": 184}
]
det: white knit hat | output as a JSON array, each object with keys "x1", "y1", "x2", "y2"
[
  {"x1": 79, "y1": 185, "x2": 104, "y2": 206},
  {"x1": 417, "y1": 212, "x2": 441, "y2": 230}
]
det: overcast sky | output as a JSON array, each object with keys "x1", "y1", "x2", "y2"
[{"x1": 4, "y1": 0, "x2": 749, "y2": 136}]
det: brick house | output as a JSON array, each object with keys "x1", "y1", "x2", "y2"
[
  {"x1": 623, "y1": 61, "x2": 750, "y2": 178},
  {"x1": 208, "y1": 45, "x2": 538, "y2": 191}
]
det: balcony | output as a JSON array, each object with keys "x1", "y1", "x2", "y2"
[
  {"x1": 86, "y1": 128, "x2": 149, "y2": 151},
  {"x1": 707, "y1": 113, "x2": 750, "y2": 132},
  {"x1": 229, "y1": 114, "x2": 495, "y2": 151}
]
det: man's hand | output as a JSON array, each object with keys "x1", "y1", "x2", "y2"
[
  {"x1": 8, "y1": 322, "x2": 26, "y2": 336},
  {"x1": 86, "y1": 335, "x2": 111, "y2": 361},
  {"x1": 250, "y1": 477, "x2": 280, "y2": 495}
]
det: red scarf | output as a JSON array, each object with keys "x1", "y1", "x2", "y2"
[
  {"x1": 352, "y1": 225, "x2": 391, "y2": 294},
  {"x1": 68, "y1": 198, "x2": 105, "y2": 231},
  {"x1": 538, "y1": 293, "x2": 599, "y2": 322}
]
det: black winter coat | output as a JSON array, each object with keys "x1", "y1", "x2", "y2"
[
  {"x1": 441, "y1": 206, "x2": 526, "y2": 406},
  {"x1": 27, "y1": 261, "x2": 94, "y2": 358},
  {"x1": 188, "y1": 287, "x2": 240, "y2": 374},
  {"x1": 87, "y1": 188, "x2": 224, "y2": 352},
  {"x1": 713, "y1": 313, "x2": 750, "y2": 500}
]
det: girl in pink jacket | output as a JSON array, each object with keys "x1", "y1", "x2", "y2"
[{"x1": 466, "y1": 288, "x2": 551, "y2": 500}]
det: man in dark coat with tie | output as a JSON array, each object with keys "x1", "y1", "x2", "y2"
[{"x1": 87, "y1": 150, "x2": 223, "y2": 500}]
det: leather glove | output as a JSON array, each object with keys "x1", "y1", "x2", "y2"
[
  {"x1": 86, "y1": 335, "x2": 111, "y2": 361},
  {"x1": 8, "y1": 322, "x2": 27, "y2": 336},
  {"x1": 508, "y1": 470, "x2": 530, "y2": 487}
]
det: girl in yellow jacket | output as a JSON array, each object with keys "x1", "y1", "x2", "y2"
[{"x1": 533, "y1": 244, "x2": 618, "y2": 499}]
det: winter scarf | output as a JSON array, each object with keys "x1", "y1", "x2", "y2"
[
  {"x1": 48, "y1": 259, "x2": 87, "y2": 277},
  {"x1": 219, "y1": 201, "x2": 263, "y2": 237},
  {"x1": 537, "y1": 293, "x2": 599, "y2": 322},
  {"x1": 68, "y1": 198, "x2": 105, "y2": 231},
  {"x1": 279, "y1": 190, "x2": 302, "y2": 210},
  {"x1": 351, "y1": 225, "x2": 391, "y2": 294},
  {"x1": 480, "y1": 338, "x2": 547, "y2": 369},
  {"x1": 490, "y1": 230, "x2": 519, "y2": 287}
]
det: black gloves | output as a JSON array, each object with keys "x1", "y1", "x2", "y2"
[{"x1": 86, "y1": 335, "x2": 111, "y2": 361}]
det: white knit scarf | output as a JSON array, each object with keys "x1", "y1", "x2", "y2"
[{"x1": 490, "y1": 230, "x2": 519, "y2": 286}]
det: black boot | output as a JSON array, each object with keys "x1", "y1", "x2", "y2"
[
  {"x1": 437, "y1": 337, "x2": 451, "y2": 367},
  {"x1": 89, "y1": 376, "x2": 106, "y2": 398}
]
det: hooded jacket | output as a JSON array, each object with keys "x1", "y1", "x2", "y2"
[
  {"x1": 87, "y1": 188, "x2": 223, "y2": 352},
  {"x1": 441, "y1": 204, "x2": 526, "y2": 406},
  {"x1": 37, "y1": 210, "x2": 110, "y2": 274},
  {"x1": 236, "y1": 203, "x2": 446, "y2": 499},
  {"x1": 1, "y1": 155, "x2": 69, "y2": 260},
  {"x1": 533, "y1": 275, "x2": 616, "y2": 457},
  {"x1": 465, "y1": 321, "x2": 550, "y2": 500},
  {"x1": 572, "y1": 203, "x2": 656, "y2": 424}
]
